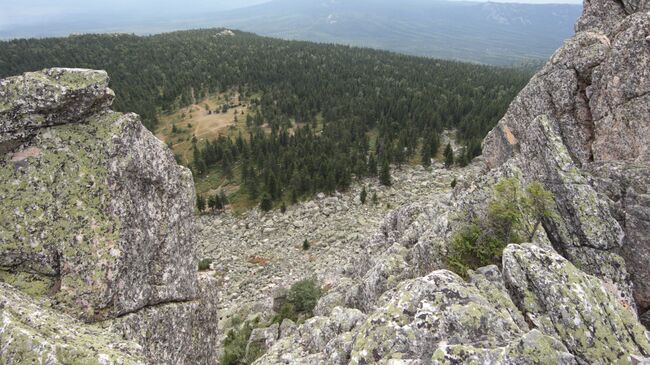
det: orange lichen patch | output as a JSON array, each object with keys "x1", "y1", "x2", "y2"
[
  {"x1": 247, "y1": 256, "x2": 270, "y2": 266},
  {"x1": 503, "y1": 125, "x2": 518, "y2": 145},
  {"x1": 11, "y1": 147, "x2": 42, "y2": 162}
]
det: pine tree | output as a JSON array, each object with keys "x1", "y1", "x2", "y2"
[
  {"x1": 372, "y1": 192, "x2": 379, "y2": 205},
  {"x1": 444, "y1": 143, "x2": 454, "y2": 168},
  {"x1": 213, "y1": 193, "x2": 223, "y2": 210},
  {"x1": 360, "y1": 186, "x2": 367, "y2": 204},
  {"x1": 196, "y1": 194, "x2": 206, "y2": 212},
  {"x1": 379, "y1": 158, "x2": 392, "y2": 186},
  {"x1": 219, "y1": 191, "x2": 228, "y2": 207},
  {"x1": 421, "y1": 143, "x2": 432, "y2": 168},
  {"x1": 260, "y1": 193, "x2": 273, "y2": 212},
  {"x1": 368, "y1": 153, "x2": 378, "y2": 176}
]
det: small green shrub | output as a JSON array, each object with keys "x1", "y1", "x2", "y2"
[
  {"x1": 447, "y1": 177, "x2": 556, "y2": 277},
  {"x1": 288, "y1": 279, "x2": 321, "y2": 314},
  {"x1": 302, "y1": 239, "x2": 310, "y2": 250},
  {"x1": 198, "y1": 258, "x2": 213, "y2": 271},
  {"x1": 220, "y1": 320, "x2": 257, "y2": 365},
  {"x1": 273, "y1": 279, "x2": 322, "y2": 324}
]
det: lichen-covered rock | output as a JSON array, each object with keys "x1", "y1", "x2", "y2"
[
  {"x1": 0, "y1": 68, "x2": 197, "y2": 321},
  {"x1": 503, "y1": 243, "x2": 650, "y2": 363},
  {"x1": 0, "y1": 68, "x2": 114, "y2": 153},
  {"x1": 105, "y1": 273, "x2": 220, "y2": 364},
  {"x1": 431, "y1": 329, "x2": 576, "y2": 365},
  {"x1": 247, "y1": 323, "x2": 280, "y2": 359},
  {"x1": 0, "y1": 282, "x2": 145, "y2": 365},
  {"x1": 347, "y1": 270, "x2": 531, "y2": 364},
  {"x1": 586, "y1": 162, "x2": 650, "y2": 312},
  {"x1": 254, "y1": 307, "x2": 366, "y2": 364},
  {"x1": 482, "y1": 0, "x2": 650, "y2": 316},
  {"x1": 0, "y1": 68, "x2": 219, "y2": 364}
]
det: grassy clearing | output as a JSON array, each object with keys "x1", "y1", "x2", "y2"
[{"x1": 155, "y1": 92, "x2": 250, "y2": 163}]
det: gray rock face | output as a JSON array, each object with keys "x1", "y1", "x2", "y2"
[
  {"x1": 483, "y1": 0, "x2": 650, "y2": 314},
  {"x1": 586, "y1": 162, "x2": 650, "y2": 312},
  {"x1": 259, "y1": 242, "x2": 650, "y2": 364},
  {"x1": 0, "y1": 282, "x2": 144, "y2": 365},
  {"x1": 0, "y1": 68, "x2": 218, "y2": 364},
  {"x1": 0, "y1": 68, "x2": 114, "y2": 153},
  {"x1": 106, "y1": 273, "x2": 219, "y2": 364},
  {"x1": 503, "y1": 244, "x2": 650, "y2": 363}
]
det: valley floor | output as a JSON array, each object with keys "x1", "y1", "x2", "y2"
[{"x1": 195, "y1": 161, "x2": 476, "y2": 330}]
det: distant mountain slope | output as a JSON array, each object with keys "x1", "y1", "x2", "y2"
[
  {"x1": 1, "y1": 0, "x2": 580, "y2": 65},
  {"x1": 203, "y1": 0, "x2": 582, "y2": 65}
]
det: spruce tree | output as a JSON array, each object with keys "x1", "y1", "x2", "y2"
[
  {"x1": 421, "y1": 143, "x2": 432, "y2": 168},
  {"x1": 213, "y1": 193, "x2": 223, "y2": 210},
  {"x1": 219, "y1": 191, "x2": 228, "y2": 207},
  {"x1": 368, "y1": 154, "x2": 378, "y2": 176},
  {"x1": 196, "y1": 194, "x2": 206, "y2": 212},
  {"x1": 360, "y1": 186, "x2": 367, "y2": 204},
  {"x1": 260, "y1": 193, "x2": 273, "y2": 212},
  {"x1": 444, "y1": 143, "x2": 454, "y2": 168},
  {"x1": 379, "y1": 158, "x2": 392, "y2": 186}
]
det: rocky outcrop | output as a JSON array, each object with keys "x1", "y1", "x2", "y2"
[
  {"x1": 0, "y1": 68, "x2": 114, "y2": 153},
  {"x1": 0, "y1": 68, "x2": 218, "y2": 364},
  {"x1": 0, "y1": 282, "x2": 144, "y2": 365},
  {"x1": 483, "y1": 0, "x2": 650, "y2": 314},
  {"x1": 503, "y1": 244, "x2": 650, "y2": 363},
  {"x1": 257, "y1": 243, "x2": 650, "y2": 364}
]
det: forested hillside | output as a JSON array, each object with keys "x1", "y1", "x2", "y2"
[
  {"x1": 0, "y1": 29, "x2": 531, "y2": 209},
  {"x1": 207, "y1": 0, "x2": 581, "y2": 65}
]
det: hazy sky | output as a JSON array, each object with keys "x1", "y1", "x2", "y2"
[
  {"x1": 0, "y1": 0, "x2": 583, "y2": 34},
  {"x1": 0, "y1": 0, "x2": 268, "y2": 29},
  {"x1": 0, "y1": 0, "x2": 583, "y2": 26}
]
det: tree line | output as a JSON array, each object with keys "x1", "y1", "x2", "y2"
[{"x1": 0, "y1": 29, "x2": 532, "y2": 209}]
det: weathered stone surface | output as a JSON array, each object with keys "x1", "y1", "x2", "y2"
[
  {"x1": 513, "y1": 115, "x2": 636, "y2": 308},
  {"x1": 346, "y1": 270, "x2": 532, "y2": 364},
  {"x1": 0, "y1": 68, "x2": 114, "y2": 153},
  {"x1": 590, "y1": 13, "x2": 650, "y2": 162},
  {"x1": 0, "y1": 68, "x2": 219, "y2": 364},
  {"x1": 431, "y1": 329, "x2": 576, "y2": 365},
  {"x1": 482, "y1": 0, "x2": 650, "y2": 316},
  {"x1": 254, "y1": 307, "x2": 366, "y2": 364},
  {"x1": 0, "y1": 282, "x2": 145, "y2": 365},
  {"x1": 0, "y1": 68, "x2": 197, "y2": 322},
  {"x1": 247, "y1": 323, "x2": 280, "y2": 359},
  {"x1": 503, "y1": 243, "x2": 650, "y2": 363},
  {"x1": 106, "y1": 273, "x2": 219, "y2": 365},
  {"x1": 586, "y1": 162, "x2": 650, "y2": 311}
]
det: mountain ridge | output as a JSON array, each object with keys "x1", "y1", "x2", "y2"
[{"x1": 0, "y1": 0, "x2": 582, "y2": 65}]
